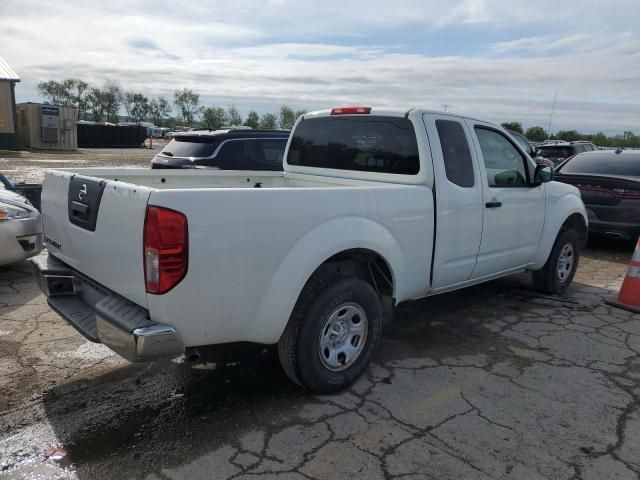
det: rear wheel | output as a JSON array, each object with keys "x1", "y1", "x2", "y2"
[
  {"x1": 278, "y1": 273, "x2": 382, "y2": 394},
  {"x1": 532, "y1": 228, "x2": 580, "y2": 294}
]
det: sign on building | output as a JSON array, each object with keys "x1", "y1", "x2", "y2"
[{"x1": 41, "y1": 105, "x2": 59, "y2": 142}]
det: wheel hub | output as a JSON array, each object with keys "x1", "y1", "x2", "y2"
[
  {"x1": 557, "y1": 243, "x2": 575, "y2": 283},
  {"x1": 318, "y1": 303, "x2": 368, "y2": 372}
]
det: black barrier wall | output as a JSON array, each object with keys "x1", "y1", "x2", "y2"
[{"x1": 77, "y1": 124, "x2": 147, "y2": 148}]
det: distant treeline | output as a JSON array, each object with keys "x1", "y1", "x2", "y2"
[
  {"x1": 37, "y1": 79, "x2": 307, "y2": 130},
  {"x1": 501, "y1": 122, "x2": 640, "y2": 148}
]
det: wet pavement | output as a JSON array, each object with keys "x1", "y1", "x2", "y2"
[{"x1": 1, "y1": 238, "x2": 639, "y2": 479}]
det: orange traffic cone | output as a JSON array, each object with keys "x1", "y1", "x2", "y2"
[{"x1": 606, "y1": 237, "x2": 640, "y2": 314}]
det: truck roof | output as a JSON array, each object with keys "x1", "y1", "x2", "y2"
[{"x1": 302, "y1": 107, "x2": 491, "y2": 125}]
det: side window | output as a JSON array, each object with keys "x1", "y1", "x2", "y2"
[
  {"x1": 259, "y1": 139, "x2": 287, "y2": 168},
  {"x1": 474, "y1": 127, "x2": 528, "y2": 187},
  {"x1": 214, "y1": 140, "x2": 245, "y2": 169},
  {"x1": 435, "y1": 120, "x2": 474, "y2": 187}
]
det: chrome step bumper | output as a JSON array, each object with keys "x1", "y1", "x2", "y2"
[{"x1": 31, "y1": 252, "x2": 184, "y2": 362}]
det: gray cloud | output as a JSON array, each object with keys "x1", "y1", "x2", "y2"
[{"x1": 1, "y1": 0, "x2": 639, "y2": 132}]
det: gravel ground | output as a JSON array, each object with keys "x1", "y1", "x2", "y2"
[{"x1": 0, "y1": 144, "x2": 166, "y2": 184}]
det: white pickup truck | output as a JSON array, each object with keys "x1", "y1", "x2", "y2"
[{"x1": 33, "y1": 107, "x2": 588, "y2": 393}]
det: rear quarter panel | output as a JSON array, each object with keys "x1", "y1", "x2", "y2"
[{"x1": 146, "y1": 185, "x2": 434, "y2": 346}]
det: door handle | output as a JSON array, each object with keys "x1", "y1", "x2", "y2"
[{"x1": 485, "y1": 201, "x2": 502, "y2": 208}]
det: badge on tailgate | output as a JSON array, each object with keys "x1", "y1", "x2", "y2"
[{"x1": 67, "y1": 176, "x2": 107, "y2": 231}]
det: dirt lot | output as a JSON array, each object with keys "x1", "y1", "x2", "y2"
[
  {"x1": 0, "y1": 144, "x2": 165, "y2": 184},
  {"x1": 1, "y1": 150, "x2": 639, "y2": 479}
]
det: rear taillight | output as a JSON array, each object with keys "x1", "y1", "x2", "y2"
[
  {"x1": 611, "y1": 187, "x2": 640, "y2": 199},
  {"x1": 330, "y1": 106, "x2": 371, "y2": 115},
  {"x1": 144, "y1": 205, "x2": 188, "y2": 294}
]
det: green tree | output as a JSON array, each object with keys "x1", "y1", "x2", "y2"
[
  {"x1": 86, "y1": 87, "x2": 107, "y2": 122},
  {"x1": 123, "y1": 92, "x2": 150, "y2": 123},
  {"x1": 201, "y1": 107, "x2": 228, "y2": 130},
  {"x1": 37, "y1": 79, "x2": 75, "y2": 106},
  {"x1": 227, "y1": 106, "x2": 242, "y2": 126},
  {"x1": 70, "y1": 80, "x2": 90, "y2": 120},
  {"x1": 525, "y1": 126, "x2": 547, "y2": 142},
  {"x1": 556, "y1": 130, "x2": 581, "y2": 141},
  {"x1": 501, "y1": 121, "x2": 523, "y2": 134},
  {"x1": 148, "y1": 97, "x2": 171, "y2": 126},
  {"x1": 278, "y1": 105, "x2": 295, "y2": 130},
  {"x1": 103, "y1": 81, "x2": 123, "y2": 123},
  {"x1": 173, "y1": 88, "x2": 201, "y2": 126},
  {"x1": 243, "y1": 111, "x2": 260, "y2": 129},
  {"x1": 259, "y1": 112, "x2": 278, "y2": 129}
]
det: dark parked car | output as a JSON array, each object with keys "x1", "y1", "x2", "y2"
[
  {"x1": 151, "y1": 129, "x2": 290, "y2": 170},
  {"x1": 555, "y1": 150, "x2": 640, "y2": 240},
  {"x1": 536, "y1": 141, "x2": 598, "y2": 166},
  {"x1": 507, "y1": 130, "x2": 554, "y2": 168}
]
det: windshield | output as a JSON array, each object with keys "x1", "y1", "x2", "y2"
[
  {"x1": 287, "y1": 116, "x2": 420, "y2": 175},
  {"x1": 559, "y1": 153, "x2": 640, "y2": 177},
  {"x1": 536, "y1": 146, "x2": 573, "y2": 159},
  {"x1": 160, "y1": 136, "x2": 220, "y2": 158}
]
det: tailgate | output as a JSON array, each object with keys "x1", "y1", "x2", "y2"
[{"x1": 41, "y1": 171, "x2": 153, "y2": 308}]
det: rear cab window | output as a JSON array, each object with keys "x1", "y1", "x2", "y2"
[{"x1": 287, "y1": 116, "x2": 419, "y2": 175}]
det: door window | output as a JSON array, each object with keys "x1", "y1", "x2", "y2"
[
  {"x1": 475, "y1": 127, "x2": 528, "y2": 187},
  {"x1": 436, "y1": 120, "x2": 474, "y2": 187}
]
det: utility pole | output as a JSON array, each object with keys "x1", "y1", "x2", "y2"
[
  {"x1": 546, "y1": 91, "x2": 558, "y2": 140},
  {"x1": 442, "y1": 104, "x2": 450, "y2": 112}
]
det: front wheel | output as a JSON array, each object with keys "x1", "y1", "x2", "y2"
[
  {"x1": 278, "y1": 274, "x2": 382, "y2": 394},
  {"x1": 532, "y1": 229, "x2": 580, "y2": 294}
]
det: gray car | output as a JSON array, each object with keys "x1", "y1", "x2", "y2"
[{"x1": 0, "y1": 188, "x2": 43, "y2": 266}]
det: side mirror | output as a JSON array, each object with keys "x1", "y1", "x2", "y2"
[{"x1": 534, "y1": 164, "x2": 554, "y2": 184}]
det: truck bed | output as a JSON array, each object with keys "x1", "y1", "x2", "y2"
[{"x1": 41, "y1": 166, "x2": 435, "y2": 347}]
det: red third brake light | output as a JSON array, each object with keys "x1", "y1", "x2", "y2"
[
  {"x1": 144, "y1": 206, "x2": 188, "y2": 294},
  {"x1": 330, "y1": 106, "x2": 371, "y2": 115}
]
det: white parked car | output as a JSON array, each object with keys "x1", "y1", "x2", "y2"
[
  {"x1": 0, "y1": 189, "x2": 43, "y2": 266},
  {"x1": 33, "y1": 106, "x2": 587, "y2": 393}
]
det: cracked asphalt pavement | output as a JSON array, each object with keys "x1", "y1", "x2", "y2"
[{"x1": 1, "y1": 238, "x2": 639, "y2": 479}]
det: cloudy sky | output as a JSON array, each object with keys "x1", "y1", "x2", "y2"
[{"x1": 1, "y1": 0, "x2": 639, "y2": 133}]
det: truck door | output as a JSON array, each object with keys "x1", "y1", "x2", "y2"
[
  {"x1": 466, "y1": 121, "x2": 545, "y2": 278},
  {"x1": 423, "y1": 114, "x2": 484, "y2": 289}
]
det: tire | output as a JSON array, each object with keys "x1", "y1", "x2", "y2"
[
  {"x1": 532, "y1": 228, "x2": 580, "y2": 294},
  {"x1": 278, "y1": 273, "x2": 382, "y2": 394}
]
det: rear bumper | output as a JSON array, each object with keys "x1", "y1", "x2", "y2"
[
  {"x1": 31, "y1": 252, "x2": 184, "y2": 362},
  {"x1": 588, "y1": 220, "x2": 640, "y2": 241}
]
